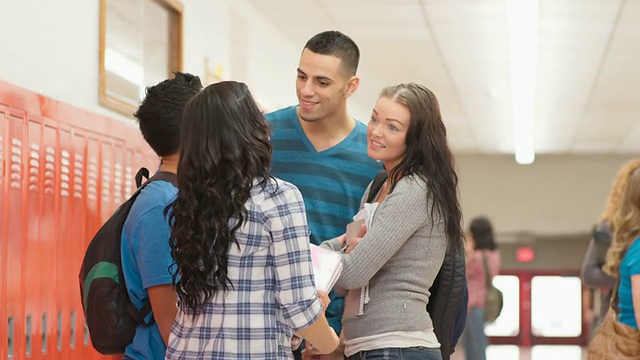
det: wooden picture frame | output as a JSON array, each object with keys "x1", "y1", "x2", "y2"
[{"x1": 99, "y1": 0, "x2": 183, "y2": 117}]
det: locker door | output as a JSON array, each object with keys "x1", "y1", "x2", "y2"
[
  {"x1": 26, "y1": 118, "x2": 43, "y2": 360},
  {"x1": 6, "y1": 111, "x2": 26, "y2": 360},
  {"x1": 124, "y1": 148, "x2": 135, "y2": 198},
  {"x1": 83, "y1": 136, "x2": 101, "y2": 356},
  {"x1": 41, "y1": 124, "x2": 59, "y2": 359},
  {"x1": 0, "y1": 106, "x2": 7, "y2": 360},
  {"x1": 69, "y1": 131, "x2": 89, "y2": 358},
  {"x1": 100, "y1": 141, "x2": 114, "y2": 220},
  {"x1": 113, "y1": 142, "x2": 125, "y2": 206},
  {"x1": 56, "y1": 129, "x2": 72, "y2": 360}
]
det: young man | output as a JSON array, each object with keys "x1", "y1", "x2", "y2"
[
  {"x1": 265, "y1": 31, "x2": 381, "y2": 358},
  {"x1": 120, "y1": 72, "x2": 202, "y2": 359}
]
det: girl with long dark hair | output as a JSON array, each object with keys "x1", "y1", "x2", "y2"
[
  {"x1": 315, "y1": 83, "x2": 464, "y2": 360},
  {"x1": 165, "y1": 81, "x2": 339, "y2": 359}
]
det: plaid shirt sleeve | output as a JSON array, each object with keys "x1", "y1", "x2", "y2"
[{"x1": 266, "y1": 185, "x2": 323, "y2": 331}]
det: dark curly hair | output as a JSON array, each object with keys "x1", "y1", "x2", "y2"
[
  {"x1": 380, "y1": 83, "x2": 464, "y2": 251},
  {"x1": 166, "y1": 81, "x2": 273, "y2": 314},
  {"x1": 134, "y1": 72, "x2": 202, "y2": 156}
]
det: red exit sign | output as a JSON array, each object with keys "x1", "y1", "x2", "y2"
[{"x1": 517, "y1": 246, "x2": 535, "y2": 262}]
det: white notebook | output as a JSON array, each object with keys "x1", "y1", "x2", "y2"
[{"x1": 310, "y1": 244, "x2": 343, "y2": 292}]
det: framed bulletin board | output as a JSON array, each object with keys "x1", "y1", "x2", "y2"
[{"x1": 99, "y1": 0, "x2": 183, "y2": 116}]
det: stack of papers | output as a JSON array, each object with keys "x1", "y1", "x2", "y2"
[{"x1": 310, "y1": 244, "x2": 343, "y2": 292}]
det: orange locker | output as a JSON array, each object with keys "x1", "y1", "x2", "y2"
[
  {"x1": 84, "y1": 136, "x2": 102, "y2": 358},
  {"x1": 26, "y1": 117, "x2": 44, "y2": 360},
  {"x1": 112, "y1": 141, "x2": 126, "y2": 208},
  {"x1": 71, "y1": 131, "x2": 90, "y2": 358},
  {"x1": 41, "y1": 123, "x2": 59, "y2": 359},
  {"x1": 6, "y1": 109, "x2": 26, "y2": 360},
  {"x1": 1, "y1": 105, "x2": 7, "y2": 360},
  {"x1": 0, "y1": 79, "x2": 157, "y2": 359},
  {"x1": 124, "y1": 148, "x2": 135, "y2": 198},
  {"x1": 56, "y1": 128, "x2": 72, "y2": 359},
  {"x1": 100, "y1": 140, "x2": 114, "y2": 221}
]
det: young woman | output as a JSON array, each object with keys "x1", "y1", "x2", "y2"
[
  {"x1": 165, "y1": 81, "x2": 339, "y2": 359},
  {"x1": 586, "y1": 168, "x2": 640, "y2": 358},
  {"x1": 603, "y1": 168, "x2": 640, "y2": 330},
  {"x1": 581, "y1": 158, "x2": 640, "y2": 327},
  {"x1": 317, "y1": 83, "x2": 463, "y2": 360}
]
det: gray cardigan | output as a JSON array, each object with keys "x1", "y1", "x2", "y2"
[{"x1": 321, "y1": 175, "x2": 448, "y2": 342}]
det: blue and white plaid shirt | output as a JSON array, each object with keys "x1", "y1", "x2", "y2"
[{"x1": 166, "y1": 178, "x2": 322, "y2": 360}]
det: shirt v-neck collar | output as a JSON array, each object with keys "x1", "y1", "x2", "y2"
[{"x1": 292, "y1": 106, "x2": 359, "y2": 155}]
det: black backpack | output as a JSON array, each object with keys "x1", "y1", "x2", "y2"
[
  {"x1": 366, "y1": 170, "x2": 468, "y2": 360},
  {"x1": 78, "y1": 168, "x2": 177, "y2": 354}
]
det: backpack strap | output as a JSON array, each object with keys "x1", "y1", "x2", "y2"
[
  {"x1": 148, "y1": 171, "x2": 179, "y2": 187},
  {"x1": 366, "y1": 170, "x2": 388, "y2": 203},
  {"x1": 126, "y1": 300, "x2": 154, "y2": 327},
  {"x1": 135, "y1": 167, "x2": 150, "y2": 188},
  {"x1": 482, "y1": 252, "x2": 493, "y2": 287}
]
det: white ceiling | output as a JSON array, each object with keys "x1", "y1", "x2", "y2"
[{"x1": 247, "y1": 0, "x2": 640, "y2": 156}]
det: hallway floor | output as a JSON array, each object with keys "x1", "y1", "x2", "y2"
[{"x1": 450, "y1": 345, "x2": 588, "y2": 360}]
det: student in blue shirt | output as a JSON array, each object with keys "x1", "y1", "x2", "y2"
[{"x1": 120, "y1": 72, "x2": 202, "y2": 360}]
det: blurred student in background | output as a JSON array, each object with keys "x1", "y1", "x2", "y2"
[
  {"x1": 602, "y1": 168, "x2": 640, "y2": 329},
  {"x1": 463, "y1": 216, "x2": 500, "y2": 360},
  {"x1": 581, "y1": 158, "x2": 640, "y2": 327}
]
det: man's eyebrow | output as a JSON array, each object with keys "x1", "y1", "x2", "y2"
[
  {"x1": 296, "y1": 69, "x2": 333, "y2": 82},
  {"x1": 314, "y1": 75, "x2": 333, "y2": 82}
]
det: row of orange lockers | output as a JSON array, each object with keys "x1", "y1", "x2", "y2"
[{"x1": 1, "y1": 79, "x2": 157, "y2": 359}]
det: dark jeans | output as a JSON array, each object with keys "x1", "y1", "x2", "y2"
[{"x1": 347, "y1": 347, "x2": 441, "y2": 360}]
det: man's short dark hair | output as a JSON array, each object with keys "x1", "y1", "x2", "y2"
[
  {"x1": 304, "y1": 31, "x2": 360, "y2": 76},
  {"x1": 134, "y1": 72, "x2": 202, "y2": 157}
]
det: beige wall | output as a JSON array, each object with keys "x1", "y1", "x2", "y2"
[
  {"x1": 456, "y1": 154, "x2": 640, "y2": 271},
  {"x1": 457, "y1": 153, "x2": 637, "y2": 235}
]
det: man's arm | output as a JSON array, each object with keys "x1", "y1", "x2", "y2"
[{"x1": 147, "y1": 284, "x2": 177, "y2": 345}]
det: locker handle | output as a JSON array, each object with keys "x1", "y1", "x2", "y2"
[
  {"x1": 57, "y1": 311, "x2": 62, "y2": 351},
  {"x1": 70, "y1": 311, "x2": 75, "y2": 349},
  {"x1": 26, "y1": 314, "x2": 32, "y2": 357},
  {"x1": 8, "y1": 316, "x2": 14, "y2": 358},
  {"x1": 42, "y1": 313, "x2": 47, "y2": 354}
]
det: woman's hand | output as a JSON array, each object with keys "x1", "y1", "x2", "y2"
[
  {"x1": 345, "y1": 223, "x2": 367, "y2": 254},
  {"x1": 302, "y1": 329, "x2": 342, "y2": 359},
  {"x1": 317, "y1": 290, "x2": 331, "y2": 312}
]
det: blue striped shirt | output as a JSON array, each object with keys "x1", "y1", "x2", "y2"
[{"x1": 265, "y1": 106, "x2": 382, "y2": 333}]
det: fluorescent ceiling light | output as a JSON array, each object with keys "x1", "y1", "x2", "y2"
[{"x1": 507, "y1": 0, "x2": 539, "y2": 165}]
